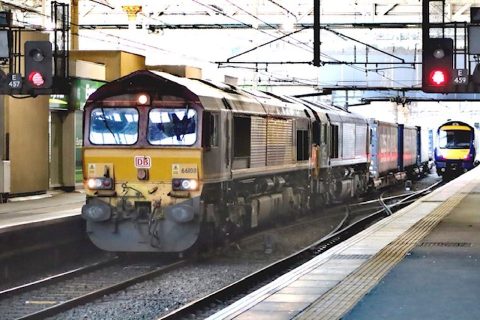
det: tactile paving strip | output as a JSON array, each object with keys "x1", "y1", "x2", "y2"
[{"x1": 295, "y1": 183, "x2": 475, "y2": 320}]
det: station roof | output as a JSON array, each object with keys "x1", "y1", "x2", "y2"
[{"x1": 5, "y1": 0, "x2": 480, "y2": 106}]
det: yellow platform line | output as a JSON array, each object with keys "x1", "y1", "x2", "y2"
[{"x1": 296, "y1": 182, "x2": 475, "y2": 320}]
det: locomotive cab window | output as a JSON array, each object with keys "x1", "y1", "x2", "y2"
[
  {"x1": 296, "y1": 130, "x2": 309, "y2": 161},
  {"x1": 330, "y1": 124, "x2": 339, "y2": 158},
  {"x1": 312, "y1": 122, "x2": 321, "y2": 145},
  {"x1": 322, "y1": 124, "x2": 328, "y2": 144},
  {"x1": 89, "y1": 108, "x2": 139, "y2": 145},
  {"x1": 202, "y1": 112, "x2": 218, "y2": 149},
  {"x1": 148, "y1": 107, "x2": 197, "y2": 145}
]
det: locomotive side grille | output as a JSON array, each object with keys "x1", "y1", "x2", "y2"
[
  {"x1": 342, "y1": 123, "x2": 355, "y2": 159},
  {"x1": 251, "y1": 117, "x2": 267, "y2": 168},
  {"x1": 267, "y1": 118, "x2": 293, "y2": 166},
  {"x1": 355, "y1": 125, "x2": 367, "y2": 157}
]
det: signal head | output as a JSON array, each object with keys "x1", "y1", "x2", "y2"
[
  {"x1": 24, "y1": 41, "x2": 53, "y2": 90},
  {"x1": 422, "y1": 38, "x2": 454, "y2": 93}
]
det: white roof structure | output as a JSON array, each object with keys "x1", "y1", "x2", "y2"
[{"x1": 4, "y1": 1, "x2": 480, "y2": 102}]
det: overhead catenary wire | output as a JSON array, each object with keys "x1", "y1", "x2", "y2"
[
  {"x1": 9, "y1": 1, "x2": 415, "y2": 89},
  {"x1": 192, "y1": 0, "x2": 410, "y2": 86}
]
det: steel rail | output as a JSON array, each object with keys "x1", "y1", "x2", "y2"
[
  {"x1": 349, "y1": 192, "x2": 416, "y2": 207},
  {"x1": 0, "y1": 257, "x2": 119, "y2": 298},
  {"x1": 14, "y1": 259, "x2": 187, "y2": 320},
  {"x1": 159, "y1": 180, "x2": 441, "y2": 319}
]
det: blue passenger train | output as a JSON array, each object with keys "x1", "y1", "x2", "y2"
[{"x1": 434, "y1": 121, "x2": 477, "y2": 177}]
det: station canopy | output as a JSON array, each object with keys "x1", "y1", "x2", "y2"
[{"x1": 5, "y1": 0, "x2": 480, "y2": 104}]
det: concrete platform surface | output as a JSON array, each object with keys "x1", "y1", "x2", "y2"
[
  {"x1": 0, "y1": 191, "x2": 84, "y2": 232},
  {"x1": 208, "y1": 167, "x2": 480, "y2": 320},
  {"x1": 344, "y1": 185, "x2": 480, "y2": 320}
]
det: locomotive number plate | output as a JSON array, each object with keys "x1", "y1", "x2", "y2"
[
  {"x1": 172, "y1": 163, "x2": 198, "y2": 179},
  {"x1": 134, "y1": 156, "x2": 152, "y2": 168}
]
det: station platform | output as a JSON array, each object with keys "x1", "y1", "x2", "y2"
[
  {"x1": 0, "y1": 190, "x2": 84, "y2": 234},
  {"x1": 208, "y1": 167, "x2": 480, "y2": 320}
]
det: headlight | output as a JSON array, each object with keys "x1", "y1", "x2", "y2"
[
  {"x1": 165, "y1": 204, "x2": 195, "y2": 223},
  {"x1": 172, "y1": 178, "x2": 198, "y2": 191},
  {"x1": 81, "y1": 200, "x2": 112, "y2": 222},
  {"x1": 87, "y1": 177, "x2": 113, "y2": 190}
]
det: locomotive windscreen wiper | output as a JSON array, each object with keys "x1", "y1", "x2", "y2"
[{"x1": 100, "y1": 107, "x2": 120, "y2": 144}]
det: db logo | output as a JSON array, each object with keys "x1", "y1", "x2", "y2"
[{"x1": 134, "y1": 156, "x2": 152, "y2": 168}]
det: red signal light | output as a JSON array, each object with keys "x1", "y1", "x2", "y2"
[
  {"x1": 422, "y1": 38, "x2": 454, "y2": 93},
  {"x1": 429, "y1": 69, "x2": 446, "y2": 86},
  {"x1": 27, "y1": 71, "x2": 45, "y2": 87}
]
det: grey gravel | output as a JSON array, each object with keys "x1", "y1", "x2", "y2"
[
  {"x1": 58, "y1": 261, "x2": 268, "y2": 320},
  {"x1": 51, "y1": 213, "x2": 341, "y2": 320}
]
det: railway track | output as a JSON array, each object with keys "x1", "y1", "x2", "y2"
[
  {"x1": 159, "y1": 180, "x2": 442, "y2": 320},
  {"x1": 0, "y1": 180, "x2": 441, "y2": 320},
  {"x1": 0, "y1": 256, "x2": 186, "y2": 320}
]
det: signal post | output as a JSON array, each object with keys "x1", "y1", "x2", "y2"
[{"x1": 0, "y1": 31, "x2": 51, "y2": 197}]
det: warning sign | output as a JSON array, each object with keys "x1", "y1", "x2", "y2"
[
  {"x1": 172, "y1": 164, "x2": 180, "y2": 175},
  {"x1": 88, "y1": 163, "x2": 96, "y2": 177},
  {"x1": 87, "y1": 163, "x2": 114, "y2": 178}
]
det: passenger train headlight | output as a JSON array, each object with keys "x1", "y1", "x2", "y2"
[
  {"x1": 87, "y1": 177, "x2": 114, "y2": 190},
  {"x1": 172, "y1": 178, "x2": 198, "y2": 191}
]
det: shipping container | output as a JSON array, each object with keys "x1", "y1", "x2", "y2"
[
  {"x1": 369, "y1": 120, "x2": 399, "y2": 178},
  {"x1": 399, "y1": 124, "x2": 418, "y2": 170}
]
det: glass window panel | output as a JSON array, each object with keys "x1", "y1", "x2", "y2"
[
  {"x1": 89, "y1": 107, "x2": 138, "y2": 145},
  {"x1": 438, "y1": 130, "x2": 471, "y2": 149},
  {"x1": 148, "y1": 108, "x2": 197, "y2": 145}
]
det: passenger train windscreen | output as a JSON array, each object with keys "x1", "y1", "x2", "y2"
[{"x1": 438, "y1": 129, "x2": 472, "y2": 149}]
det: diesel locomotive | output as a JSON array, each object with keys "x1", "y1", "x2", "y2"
[{"x1": 81, "y1": 70, "x2": 429, "y2": 253}]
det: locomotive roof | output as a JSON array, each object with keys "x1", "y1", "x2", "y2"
[
  {"x1": 87, "y1": 70, "x2": 368, "y2": 124},
  {"x1": 88, "y1": 70, "x2": 312, "y2": 119}
]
